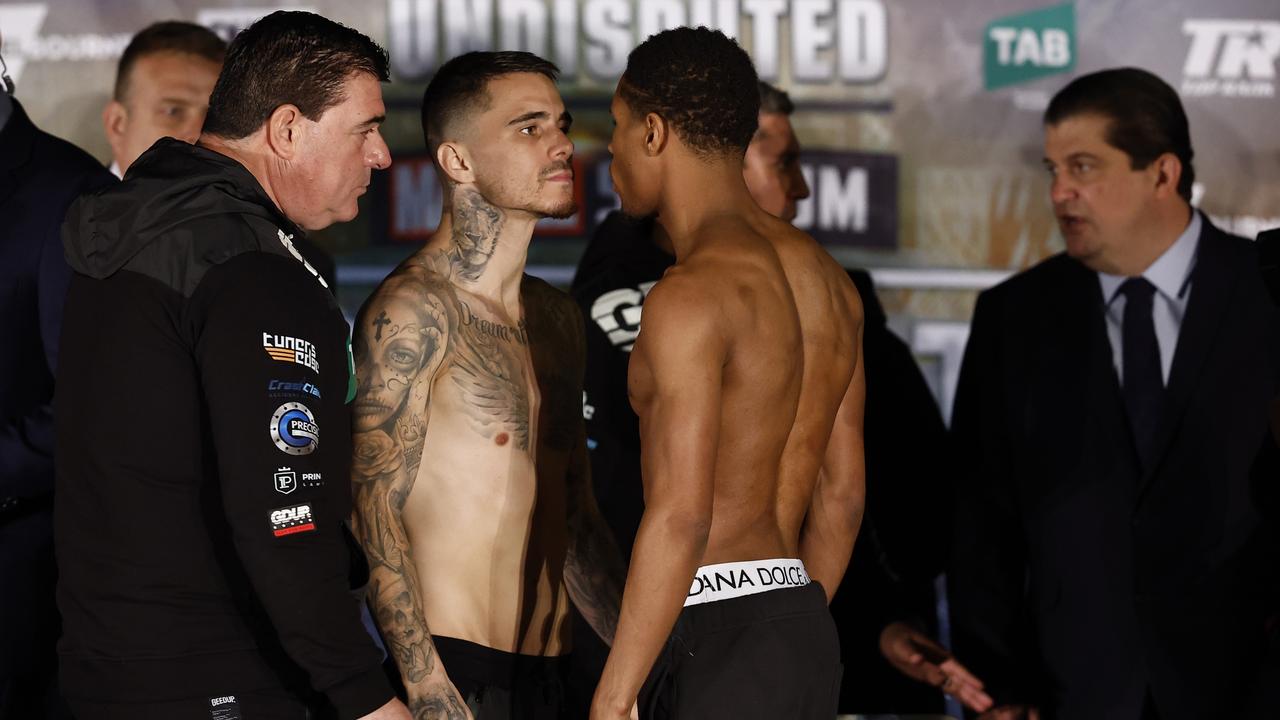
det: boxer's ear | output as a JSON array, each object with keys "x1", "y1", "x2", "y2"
[
  {"x1": 644, "y1": 112, "x2": 669, "y2": 157},
  {"x1": 437, "y1": 141, "x2": 475, "y2": 185}
]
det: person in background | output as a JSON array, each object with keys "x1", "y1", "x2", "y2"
[
  {"x1": 102, "y1": 21, "x2": 224, "y2": 178},
  {"x1": 0, "y1": 34, "x2": 117, "y2": 720},
  {"x1": 103, "y1": 20, "x2": 338, "y2": 289},
  {"x1": 950, "y1": 67, "x2": 1280, "y2": 720}
]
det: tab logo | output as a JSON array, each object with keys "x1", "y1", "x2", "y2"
[
  {"x1": 269, "y1": 503, "x2": 315, "y2": 537},
  {"x1": 984, "y1": 3, "x2": 1076, "y2": 90},
  {"x1": 263, "y1": 333, "x2": 319, "y2": 374},
  {"x1": 1182, "y1": 20, "x2": 1279, "y2": 98}
]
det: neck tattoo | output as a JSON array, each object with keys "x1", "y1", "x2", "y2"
[{"x1": 450, "y1": 187, "x2": 505, "y2": 283}]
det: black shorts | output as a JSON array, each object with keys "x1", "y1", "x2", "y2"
[
  {"x1": 433, "y1": 636, "x2": 568, "y2": 720},
  {"x1": 638, "y1": 582, "x2": 841, "y2": 719}
]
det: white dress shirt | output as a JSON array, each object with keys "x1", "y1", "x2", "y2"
[{"x1": 1097, "y1": 211, "x2": 1201, "y2": 387}]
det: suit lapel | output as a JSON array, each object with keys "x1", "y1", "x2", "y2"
[{"x1": 1138, "y1": 221, "x2": 1237, "y2": 496}]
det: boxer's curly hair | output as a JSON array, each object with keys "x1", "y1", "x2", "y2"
[{"x1": 618, "y1": 26, "x2": 760, "y2": 157}]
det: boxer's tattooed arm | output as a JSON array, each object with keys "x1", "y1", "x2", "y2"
[
  {"x1": 351, "y1": 269, "x2": 465, "y2": 709},
  {"x1": 533, "y1": 289, "x2": 627, "y2": 644},
  {"x1": 449, "y1": 187, "x2": 504, "y2": 283},
  {"x1": 565, "y1": 457, "x2": 627, "y2": 645},
  {"x1": 410, "y1": 693, "x2": 470, "y2": 720}
]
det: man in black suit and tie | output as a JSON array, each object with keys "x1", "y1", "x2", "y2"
[
  {"x1": 949, "y1": 67, "x2": 1280, "y2": 720},
  {"x1": 0, "y1": 44, "x2": 116, "y2": 719}
]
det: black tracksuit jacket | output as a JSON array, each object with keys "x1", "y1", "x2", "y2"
[{"x1": 54, "y1": 139, "x2": 391, "y2": 717}]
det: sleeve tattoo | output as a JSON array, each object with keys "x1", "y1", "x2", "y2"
[
  {"x1": 351, "y1": 272, "x2": 467, "y2": 713},
  {"x1": 543, "y1": 293, "x2": 627, "y2": 645}
]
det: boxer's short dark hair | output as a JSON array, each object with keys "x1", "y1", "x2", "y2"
[
  {"x1": 420, "y1": 51, "x2": 560, "y2": 156},
  {"x1": 202, "y1": 11, "x2": 388, "y2": 140},
  {"x1": 619, "y1": 26, "x2": 760, "y2": 157}
]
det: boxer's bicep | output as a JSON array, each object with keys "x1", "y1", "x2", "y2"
[{"x1": 631, "y1": 278, "x2": 724, "y2": 523}]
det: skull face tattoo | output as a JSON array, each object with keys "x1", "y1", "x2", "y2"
[{"x1": 353, "y1": 293, "x2": 448, "y2": 433}]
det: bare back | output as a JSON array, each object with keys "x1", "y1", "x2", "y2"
[{"x1": 628, "y1": 211, "x2": 862, "y2": 565}]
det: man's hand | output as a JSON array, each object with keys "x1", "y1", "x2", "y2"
[
  {"x1": 356, "y1": 698, "x2": 413, "y2": 720},
  {"x1": 978, "y1": 705, "x2": 1041, "y2": 720},
  {"x1": 879, "y1": 621, "x2": 994, "y2": 713}
]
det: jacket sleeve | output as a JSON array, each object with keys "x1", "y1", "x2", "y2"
[
  {"x1": 947, "y1": 288, "x2": 1037, "y2": 710},
  {"x1": 0, "y1": 168, "x2": 113, "y2": 500},
  {"x1": 575, "y1": 284, "x2": 644, "y2": 561},
  {"x1": 190, "y1": 251, "x2": 392, "y2": 719}
]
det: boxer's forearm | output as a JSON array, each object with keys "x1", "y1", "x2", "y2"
[
  {"x1": 800, "y1": 471, "x2": 864, "y2": 601},
  {"x1": 352, "y1": 433, "x2": 462, "y2": 710},
  {"x1": 566, "y1": 506, "x2": 626, "y2": 645},
  {"x1": 361, "y1": 521, "x2": 467, "y2": 715},
  {"x1": 802, "y1": 339, "x2": 866, "y2": 602},
  {"x1": 592, "y1": 508, "x2": 709, "y2": 714}
]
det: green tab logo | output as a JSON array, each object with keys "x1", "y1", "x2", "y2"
[{"x1": 984, "y1": 3, "x2": 1076, "y2": 90}]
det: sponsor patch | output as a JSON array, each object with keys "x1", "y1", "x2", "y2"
[
  {"x1": 269, "y1": 502, "x2": 316, "y2": 537},
  {"x1": 270, "y1": 402, "x2": 319, "y2": 455},
  {"x1": 274, "y1": 467, "x2": 297, "y2": 495},
  {"x1": 208, "y1": 694, "x2": 242, "y2": 720},
  {"x1": 268, "y1": 378, "x2": 322, "y2": 399},
  {"x1": 263, "y1": 333, "x2": 319, "y2": 374},
  {"x1": 300, "y1": 471, "x2": 324, "y2": 489}
]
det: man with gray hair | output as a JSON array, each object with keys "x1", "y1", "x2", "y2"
[{"x1": 56, "y1": 12, "x2": 406, "y2": 720}]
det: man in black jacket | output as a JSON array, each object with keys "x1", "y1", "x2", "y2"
[
  {"x1": 55, "y1": 12, "x2": 407, "y2": 720},
  {"x1": 950, "y1": 68, "x2": 1280, "y2": 720},
  {"x1": 0, "y1": 45, "x2": 116, "y2": 720}
]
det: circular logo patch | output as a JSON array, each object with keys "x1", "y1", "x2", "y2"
[{"x1": 270, "y1": 402, "x2": 319, "y2": 455}]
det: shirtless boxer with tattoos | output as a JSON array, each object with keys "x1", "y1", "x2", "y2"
[
  {"x1": 592, "y1": 28, "x2": 866, "y2": 719},
  {"x1": 351, "y1": 51, "x2": 626, "y2": 720}
]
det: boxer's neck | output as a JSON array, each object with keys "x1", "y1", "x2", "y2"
[{"x1": 432, "y1": 185, "x2": 534, "y2": 310}]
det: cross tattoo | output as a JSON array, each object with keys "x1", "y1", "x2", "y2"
[{"x1": 373, "y1": 310, "x2": 391, "y2": 341}]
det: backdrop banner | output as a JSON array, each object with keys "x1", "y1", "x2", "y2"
[{"x1": 3, "y1": 0, "x2": 1278, "y2": 329}]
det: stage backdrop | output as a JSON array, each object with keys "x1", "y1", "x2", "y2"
[{"x1": 4, "y1": 0, "x2": 1278, "y2": 410}]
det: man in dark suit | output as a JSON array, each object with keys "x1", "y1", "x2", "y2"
[
  {"x1": 949, "y1": 67, "x2": 1280, "y2": 720},
  {"x1": 0, "y1": 56, "x2": 117, "y2": 718}
]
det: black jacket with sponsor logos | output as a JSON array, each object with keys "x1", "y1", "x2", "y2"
[{"x1": 54, "y1": 139, "x2": 391, "y2": 717}]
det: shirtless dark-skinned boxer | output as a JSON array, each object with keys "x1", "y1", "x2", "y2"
[{"x1": 591, "y1": 28, "x2": 866, "y2": 720}]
